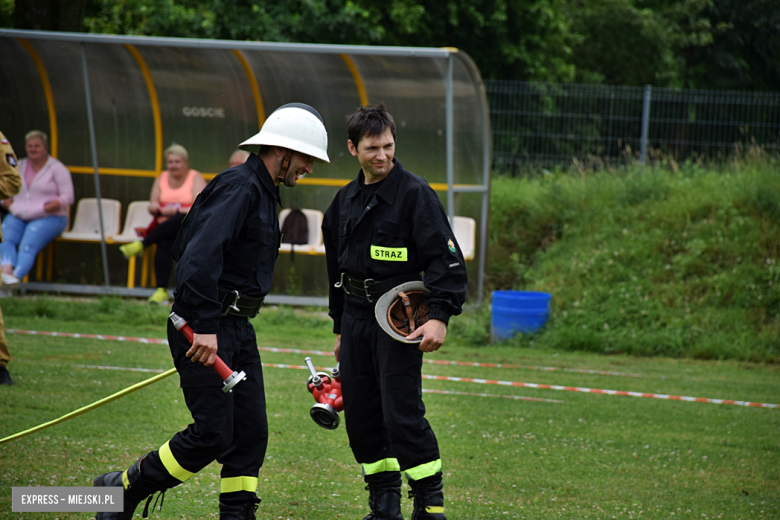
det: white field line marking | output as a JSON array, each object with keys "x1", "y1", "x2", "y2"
[
  {"x1": 77, "y1": 364, "x2": 562, "y2": 403},
  {"x1": 9, "y1": 329, "x2": 647, "y2": 378},
  {"x1": 422, "y1": 388, "x2": 564, "y2": 403}
]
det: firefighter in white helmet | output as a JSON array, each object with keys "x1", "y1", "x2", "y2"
[{"x1": 93, "y1": 103, "x2": 329, "y2": 520}]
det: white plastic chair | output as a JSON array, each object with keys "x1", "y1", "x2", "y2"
[
  {"x1": 110, "y1": 201, "x2": 156, "y2": 289},
  {"x1": 279, "y1": 208, "x2": 324, "y2": 254},
  {"x1": 451, "y1": 216, "x2": 476, "y2": 261},
  {"x1": 111, "y1": 201, "x2": 154, "y2": 243},
  {"x1": 59, "y1": 198, "x2": 122, "y2": 242}
]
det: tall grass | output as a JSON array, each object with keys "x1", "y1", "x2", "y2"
[{"x1": 467, "y1": 157, "x2": 780, "y2": 362}]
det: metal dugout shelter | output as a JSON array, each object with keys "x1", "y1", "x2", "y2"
[{"x1": 0, "y1": 29, "x2": 490, "y2": 304}]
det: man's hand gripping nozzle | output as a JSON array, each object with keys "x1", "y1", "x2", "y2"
[{"x1": 169, "y1": 311, "x2": 247, "y2": 393}]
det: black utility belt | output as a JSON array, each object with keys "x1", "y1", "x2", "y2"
[
  {"x1": 218, "y1": 287, "x2": 264, "y2": 318},
  {"x1": 335, "y1": 272, "x2": 422, "y2": 303}
]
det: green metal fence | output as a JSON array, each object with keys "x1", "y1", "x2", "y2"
[{"x1": 486, "y1": 81, "x2": 780, "y2": 173}]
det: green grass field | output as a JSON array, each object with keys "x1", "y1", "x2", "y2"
[{"x1": 1, "y1": 299, "x2": 778, "y2": 519}]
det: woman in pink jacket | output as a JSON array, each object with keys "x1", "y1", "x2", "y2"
[{"x1": 1, "y1": 130, "x2": 74, "y2": 285}]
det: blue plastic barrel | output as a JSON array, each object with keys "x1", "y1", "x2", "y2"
[{"x1": 491, "y1": 291, "x2": 552, "y2": 341}]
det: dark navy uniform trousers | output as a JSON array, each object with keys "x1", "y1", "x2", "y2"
[
  {"x1": 142, "y1": 315, "x2": 267, "y2": 503},
  {"x1": 340, "y1": 301, "x2": 440, "y2": 477}
]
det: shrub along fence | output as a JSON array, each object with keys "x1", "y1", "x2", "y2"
[{"x1": 486, "y1": 81, "x2": 780, "y2": 173}]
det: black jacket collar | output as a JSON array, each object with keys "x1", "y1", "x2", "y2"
[
  {"x1": 247, "y1": 152, "x2": 281, "y2": 204},
  {"x1": 346, "y1": 158, "x2": 403, "y2": 205}
]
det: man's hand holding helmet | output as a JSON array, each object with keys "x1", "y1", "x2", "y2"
[
  {"x1": 406, "y1": 318, "x2": 447, "y2": 352},
  {"x1": 375, "y1": 280, "x2": 446, "y2": 351}
]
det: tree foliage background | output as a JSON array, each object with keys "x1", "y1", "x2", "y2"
[{"x1": 3, "y1": 0, "x2": 778, "y2": 90}]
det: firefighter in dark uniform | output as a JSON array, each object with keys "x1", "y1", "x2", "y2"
[
  {"x1": 322, "y1": 104, "x2": 467, "y2": 520},
  {"x1": 93, "y1": 104, "x2": 330, "y2": 520}
]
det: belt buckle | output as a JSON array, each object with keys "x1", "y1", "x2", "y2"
[
  {"x1": 223, "y1": 289, "x2": 241, "y2": 316},
  {"x1": 363, "y1": 278, "x2": 375, "y2": 303},
  {"x1": 335, "y1": 272, "x2": 351, "y2": 295}
]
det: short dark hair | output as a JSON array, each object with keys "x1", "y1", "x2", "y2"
[{"x1": 346, "y1": 103, "x2": 396, "y2": 147}]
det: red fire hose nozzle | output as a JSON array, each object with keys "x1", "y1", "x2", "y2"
[
  {"x1": 169, "y1": 311, "x2": 246, "y2": 393},
  {"x1": 304, "y1": 357, "x2": 343, "y2": 430}
]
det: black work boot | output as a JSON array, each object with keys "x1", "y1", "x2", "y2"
[
  {"x1": 0, "y1": 366, "x2": 14, "y2": 385},
  {"x1": 219, "y1": 496, "x2": 261, "y2": 520},
  {"x1": 362, "y1": 471, "x2": 404, "y2": 520},
  {"x1": 408, "y1": 473, "x2": 446, "y2": 520},
  {"x1": 93, "y1": 456, "x2": 167, "y2": 519}
]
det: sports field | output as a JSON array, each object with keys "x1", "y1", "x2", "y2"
[{"x1": 0, "y1": 299, "x2": 778, "y2": 519}]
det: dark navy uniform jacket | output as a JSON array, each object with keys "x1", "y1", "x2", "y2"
[
  {"x1": 322, "y1": 158, "x2": 468, "y2": 334},
  {"x1": 171, "y1": 153, "x2": 280, "y2": 335}
]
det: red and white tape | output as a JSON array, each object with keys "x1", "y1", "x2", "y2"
[
  {"x1": 10, "y1": 329, "x2": 169, "y2": 345},
  {"x1": 419, "y1": 374, "x2": 779, "y2": 409},
  {"x1": 9, "y1": 329, "x2": 644, "y2": 378},
  {"x1": 75, "y1": 362, "x2": 778, "y2": 409},
  {"x1": 14, "y1": 330, "x2": 778, "y2": 409},
  {"x1": 249, "y1": 346, "x2": 644, "y2": 377}
]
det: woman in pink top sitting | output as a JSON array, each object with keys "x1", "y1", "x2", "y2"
[
  {"x1": 120, "y1": 144, "x2": 206, "y2": 304},
  {"x1": 1, "y1": 130, "x2": 74, "y2": 286}
]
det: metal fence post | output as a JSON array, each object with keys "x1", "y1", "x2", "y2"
[
  {"x1": 81, "y1": 43, "x2": 111, "y2": 286},
  {"x1": 640, "y1": 84, "x2": 652, "y2": 164},
  {"x1": 445, "y1": 53, "x2": 454, "y2": 224},
  {"x1": 485, "y1": 79, "x2": 780, "y2": 166}
]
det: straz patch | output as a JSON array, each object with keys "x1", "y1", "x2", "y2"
[
  {"x1": 370, "y1": 245, "x2": 407, "y2": 261},
  {"x1": 5, "y1": 154, "x2": 16, "y2": 167},
  {"x1": 447, "y1": 238, "x2": 457, "y2": 255}
]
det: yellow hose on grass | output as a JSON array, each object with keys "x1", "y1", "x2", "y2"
[{"x1": 0, "y1": 368, "x2": 177, "y2": 445}]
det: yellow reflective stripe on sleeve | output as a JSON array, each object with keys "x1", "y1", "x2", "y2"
[
  {"x1": 158, "y1": 441, "x2": 195, "y2": 482},
  {"x1": 426, "y1": 506, "x2": 445, "y2": 513},
  {"x1": 221, "y1": 476, "x2": 259, "y2": 494},
  {"x1": 370, "y1": 246, "x2": 408, "y2": 261},
  {"x1": 122, "y1": 470, "x2": 130, "y2": 489},
  {"x1": 403, "y1": 459, "x2": 442, "y2": 481},
  {"x1": 362, "y1": 458, "x2": 401, "y2": 476}
]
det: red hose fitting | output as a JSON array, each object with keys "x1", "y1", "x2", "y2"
[
  {"x1": 304, "y1": 357, "x2": 343, "y2": 430},
  {"x1": 169, "y1": 312, "x2": 246, "y2": 393}
]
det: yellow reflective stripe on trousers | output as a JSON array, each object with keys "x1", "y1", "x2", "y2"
[
  {"x1": 158, "y1": 441, "x2": 195, "y2": 482},
  {"x1": 404, "y1": 459, "x2": 442, "y2": 481},
  {"x1": 362, "y1": 458, "x2": 401, "y2": 476},
  {"x1": 427, "y1": 506, "x2": 445, "y2": 513},
  {"x1": 221, "y1": 476, "x2": 259, "y2": 494}
]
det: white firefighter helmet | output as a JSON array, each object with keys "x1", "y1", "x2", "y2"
[
  {"x1": 239, "y1": 103, "x2": 330, "y2": 163},
  {"x1": 375, "y1": 281, "x2": 431, "y2": 344}
]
